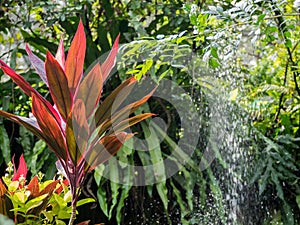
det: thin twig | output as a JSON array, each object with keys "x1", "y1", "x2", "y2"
[{"x1": 274, "y1": 61, "x2": 289, "y2": 122}]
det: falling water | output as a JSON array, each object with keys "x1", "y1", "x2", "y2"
[{"x1": 189, "y1": 60, "x2": 269, "y2": 225}]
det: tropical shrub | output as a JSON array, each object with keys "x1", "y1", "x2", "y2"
[{"x1": 0, "y1": 19, "x2": 155, "y2": 224}]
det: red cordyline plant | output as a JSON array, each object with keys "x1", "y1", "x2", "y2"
[{"x1": 0, "y1": 19, "x2": 155, "y2": 225}]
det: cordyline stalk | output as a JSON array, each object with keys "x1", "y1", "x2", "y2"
[{"x1": 0, "y1": 19, "x2": 155, "y2": 225}]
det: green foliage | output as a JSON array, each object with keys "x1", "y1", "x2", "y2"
[
  {"x1": 1, "y1": 0, "x2": 300, "y2": 224},
  {"x1": 0, "y1": 156, "x2": 94, "y2": 225},
  {"x1": 182, "y1": 0, "x2": 300, "y2": 223}
]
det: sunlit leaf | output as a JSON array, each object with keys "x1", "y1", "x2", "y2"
[
  {"x1": 77, "y1": 63, "x2": 103, "y2": 117},
  {"x1": 101, "y1": 34, "x2": 120, "y2": 81},
  {"x1": 32, "y1": 93, "x2": 67, "y2": 160},
  {"x1": 65, "y1": 19, "x2": 86, "y2": 95},
  {"x1": 25, "y1": 44, "x2": 48, "y2": 85},
  {"x1": 45, "y1": 52, "x2": 72, "y2": 121}
]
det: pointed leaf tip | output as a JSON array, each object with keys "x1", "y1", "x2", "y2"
[
  {"x1": 65, "y1": 18, "x2": 86, "y2": 95},
  {"x1": 101, "y1": 34, "x2": 120, "y2": 82},
  {"x1": 0, "y1": 59, "x2": 36, "y2": 97},
  {"x1": 25, "y1": 44, "x2": 48, "y2": 85},
  {"x1": 55, "y1": 38, "x2": 66, "y2": 70},
  {"x1": 12, "y1": 154, "x2": 28, "y2": 181}
]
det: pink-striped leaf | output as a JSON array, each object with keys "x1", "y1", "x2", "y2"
[
  {"x1": 0, "y1": 110, "x2": 48, "y2": 140},
  {"x1": 25, "y1": 44, "x2": 48, "y2": 86},
  {"x1": 45, "y1": 52, "x2": 72, "y2": 121},
  {"x1": 76, "y1": 63, "x2": 103, "y2": 117},
  {"x1": 101, "y1": 34, "x2": 120, "y2": 82},
  {"x1": 65, "y1": 19, "x2": 86, "y2": 95},
  {"x1": 0, "y1": 59, "x2": 37, "y2": 97},
  {"x1": 32, "y1": 93, "x2": 67, "y2": 160},
  {"x1": 0, "y1": 60, "x2": 62, "y2": 125},
  {"x1": 55, "y1": 38, "x2": 66, "y2": 70}
]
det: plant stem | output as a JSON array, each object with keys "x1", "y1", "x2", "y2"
[{"x1": 68, "y1": 187, "x2": 78, "y2": 225}]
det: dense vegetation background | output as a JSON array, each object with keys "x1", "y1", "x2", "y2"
[{"x1": 0, "y1": 0, "x2": 299, "y2": 224}]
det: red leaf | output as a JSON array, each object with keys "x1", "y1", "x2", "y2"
[
  {"x1": 45, "y1": 52, "x2": 72, "y2": 121},
  {"x1": 55, "y1": 38, "x2": 66, "y2": 70},
  {"x1": 55, "y1": 179, "x2": 69, "y2": 194},
  {"x1": 85, "y1": 132, "x2": 134, "y2": 172},
  {"x1": 93, "y1": 76, "x2": 136, "y2": 129},
  {"x1": 101, "y1": 34, "x2": 120, "y2": 82},
  {"x1": 12, "y1": 154, "x2": 28, "y2": 181},
  {"x1": 107, "y1": 113, "x2": 155, "y2": 135},
  {"x1": 32, "y1": 93, "x2": 67, "y2": 160},
  {"x1": 0, "y1": 109, "x2": 43, "y2": 136},
  {"x1": 0, "y1": 179, "x2": 7, "y2": 196},
  {"x1": 0, "y1": 59, "x2": 37, "y2": 97},
  {"x1": 0, "y1": 60, "x2": 62, "y2": 125},
  {"x1": 39, "y1": 180, "x2": 59, "y2": 196},
  {"x1": 65, "y1": 19, "x2": 86, "y2": 95},
  {"x1": 66, "y1": 99, "x2": 89, "y2": 165},
  {"x1": 25, "y1": 44, "x2": 48, "y2": 86},
  {"x1": 76, "y1": 63, "x2": 103, "y2": 117},
  {"x1": 95, "y1": 86, "x2": 156, "y2": 139},
  {"x1": 27, "y1": 176, "x2": 40, "y2": 198}
]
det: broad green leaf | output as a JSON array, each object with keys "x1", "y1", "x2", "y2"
[
  {"x1": 108, "y1": 160, "x2": 119, "y2": 219},
  {"x1": 256, "y1": 14, "x2": 266, "y2": 24},
  {"x1": 285, "y1": 39, "x2": 292, "y2": 48},
  {"x1": 25, "y1": 194, "x2": 48, "y2": 213},
  {"x1": 14, "y1": 192, "x2": 28, "y2": 204},
  {"x1": 97, "y1": 185, "x2": 108, "y2": 217},
  {"x1": 76, "y1": 198, "x2": 95, "y2": 207},
  {"x1": 140, "y1": 114, "x2": 168, "y2": 210},
  {"x1": 7, "y1": 181, "x2": 20, "y2": 192},
  {"x1": 283, "y1": 201, "x2": 294, "y2": 225},
  {"x1": 296, "y1": 195, "x2": 300, "y2": 209},
  {"x1": 156, "y1": 182, "x2": 168, "y2": 210},
  {"x1": 170, "y1": 180, "x2": 189, "y2": 220},
  {"x1": 209, "y1": 57, "x2": 220, "y2": 68},
  {"x1": 115, "y1": 152, "x2": 133, "y2": 224},
  {"x1": 271, "y1": 171, "x2": 284, "y2": 200},
  {"x1": 30, "y1": 140, "x2": 47, "y2": 175}
]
